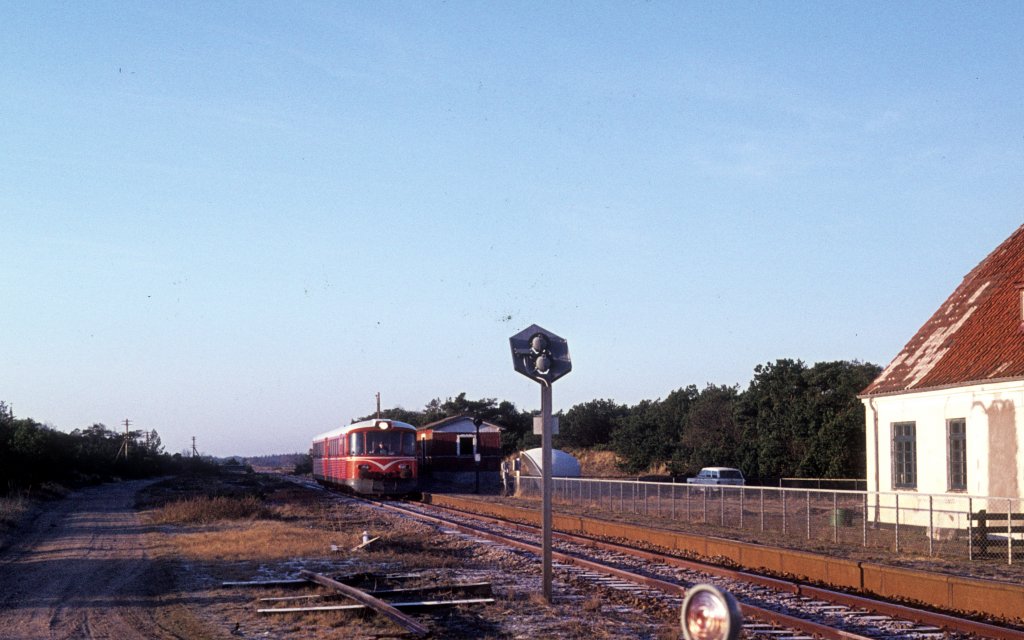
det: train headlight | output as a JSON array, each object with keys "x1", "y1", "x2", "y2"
[
  {"x1": 376, "y1": 420, "x2": 390, "y2": 429},
  {"x1": 680, "y1": 584, "x2": 742, "y2": 640}
]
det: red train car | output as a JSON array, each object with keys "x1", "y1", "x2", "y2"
[{"x1": 311, "y1": 418, "x2": 418, "y2": 495}]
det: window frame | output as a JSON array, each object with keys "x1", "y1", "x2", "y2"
[
  {"x1": 457, "y1": 435, "x2": 476, "y2": 457},
  {"x1": 891, "y1": 421, "x2": 917, "y2": 490},
  {"x1": 947, "y1": 418, "x2": 967, "y2": 492}
]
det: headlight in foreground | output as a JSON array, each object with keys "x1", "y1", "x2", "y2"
[{"x1": 680, "y1": 584, "x2": 742, "y2": 640}]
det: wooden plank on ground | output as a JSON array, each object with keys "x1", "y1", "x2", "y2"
[
  {"x1": 221, "y1": 579, "x2": 310, "y2": 587},
  {"x1": 298, "y1": 569, "x2": 430, "y2": 637},
  {"x1": 351, "y1": 536, "x2": 381, "y2": 551},
  {"x1": 370, "y1": 582, "x2": 493, "y2": 598},
  {"x1": 259, "y1": 582, "x2": 492, "y2": 603},
  {"x1": 258, "y1": 598, "x2": 495, "y2": 614}
]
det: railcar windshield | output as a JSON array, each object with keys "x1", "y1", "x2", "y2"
[{"x1": 351, "y1": 429, "x2": 415, "y2": 456}]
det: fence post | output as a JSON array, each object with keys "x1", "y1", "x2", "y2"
[
  {"x1": 895, "y1": 493, "x2": 900, "y2": 554},
  {"x1": 968, "y1": 497, "x2": 973, "y2": 561},
  {"x1": 657, "y1": 483, "x2": 662, "y2": 518},
  {"x1": 760, "y1": 488, "x2": 765, "y2": 532},
  {"x1": 977, "y1": 508, "x2": 989, "y2": 558},
  {"x1": 1009, "y1": 498, "x2": 1014, "y2": 566},
  {"x1": 863, "y1": 492, "x2": 868, "y2": 547},
  {"x1": 720, "y1": 487, "x2": 725, "y2": 526},
  {"x1": 739, "y1": 488, "x2": 745, "y2": 529},
  {"x1": 702, "y1": 487, "x2": 708, "y2": 524},
  {"x1": 806, "y1": 490, "x2": 811, "y2": 540},
  {"x1": 672, "y1": 483, "x2": 676, "y2": 520},
  {"x1": 782, "y1": 490, "x2": 787, "y2": 536},
  {"x1": 833, "y1": 491, "x2": 839, "y2": 544},
  {"x1": 928, "y1": 495, "x2": 934, "y2": 557}
]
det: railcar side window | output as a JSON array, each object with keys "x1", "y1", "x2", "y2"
[{"x1": 350, "y1": 432, "x2": 364, "y2": 456}]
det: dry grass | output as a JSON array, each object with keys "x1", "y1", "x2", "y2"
[
  {"x1": 158, "y1": 519, "x2": 341, "y2": 561},
  {"x1": 0, "y1": 494, "x2": 28, "y2": 528},
  {"x1": 582, "y1": 594, "x2": 603, "y2": 612},
  {"x1": 149, "y1": 495, "x2": 272, "y2": 525}
]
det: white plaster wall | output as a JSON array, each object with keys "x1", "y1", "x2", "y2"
[{"x1": 863, "y1": 379, "x2": 1024, "y2": 500}]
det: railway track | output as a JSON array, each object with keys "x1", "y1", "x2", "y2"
[
  {"x1": 286, "y1": 476, "x2": 1022, "y2": 639},
  {"x1": 361, "y1": 495, "x2": 1023, "y2": 640}
]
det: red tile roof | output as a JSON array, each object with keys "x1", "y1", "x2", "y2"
[{"x1": 862, "y1": 224, "x2": 1024, "y2": 396}]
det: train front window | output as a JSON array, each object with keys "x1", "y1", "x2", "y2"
[{"x1": 365, "y1": 430, "x2": 409, "y2": 456}]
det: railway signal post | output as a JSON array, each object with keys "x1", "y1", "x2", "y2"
[{"x1": 510, "y1": 324, "x2": 571, "y2": 603}]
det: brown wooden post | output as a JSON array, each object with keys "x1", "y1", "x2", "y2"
[{"x1": 298, "y1": 570, "x2": 429, "y2": 637}]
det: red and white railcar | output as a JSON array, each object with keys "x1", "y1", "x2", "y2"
[{"x1": 311, "y1": 418, "x2": 418, "y2": 495}]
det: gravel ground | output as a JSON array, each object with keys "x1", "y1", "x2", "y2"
[
  {"x1": 0, "y1": 479, "x2": 212, "y2": 640},
  {"x1": 0, "y1": 476, "x2": 684, "y2": 639}
]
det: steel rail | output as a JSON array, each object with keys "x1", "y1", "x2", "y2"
[
  {"x1": 366, "y1": 498, "x2": 873, "y2": 640},
  {"x1": 392, "y1": 498, "x2": 1024, "y2": 640}
]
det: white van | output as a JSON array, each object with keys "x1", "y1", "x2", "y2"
[{"x1": 686, "y1": 467, "x2": 745, "y2": 486}]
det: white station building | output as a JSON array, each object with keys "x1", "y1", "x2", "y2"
[{"x1": 860, "y1": 224, "x2": 1024, "y2": 522}]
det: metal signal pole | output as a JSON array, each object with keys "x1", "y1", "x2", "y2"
[
  {"x1": 510, "y1": 324, "x2": 571, "y2": 604},
  {"x1": 540, "y1": 381, "x2": 553, "y2": 600}
]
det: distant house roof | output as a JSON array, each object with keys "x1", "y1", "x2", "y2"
[
  {"x1": 862, "y1": 224, "x2": 1024, "y2": 397},
  {"x1": 417, "y1": 415, "x2": 503, "y2": 433}
]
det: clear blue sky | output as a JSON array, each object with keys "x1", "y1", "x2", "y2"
[{"x1": 2, "y1": 2, "x2": 1022, "y2": 456}]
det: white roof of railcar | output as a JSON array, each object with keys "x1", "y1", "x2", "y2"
[{"x1": 312, "y1": 418, "x2": 417, "y2": 442}]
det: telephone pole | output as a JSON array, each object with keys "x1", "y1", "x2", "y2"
[
  {"x1": 116, "y1": 419, "x2": 132, "y2": 460},
  {"x1": 191, "y1": 436, "x2": 199, "y2": 458}
]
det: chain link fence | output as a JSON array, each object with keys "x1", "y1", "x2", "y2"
[{"x1": 515, "y1": 476, "x2": 1024, "y2": 565}]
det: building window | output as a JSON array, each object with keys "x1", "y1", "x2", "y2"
[
  {"x1": 892, "y1": 421, "x2": 917, "y2": 489},
  {"x1": 947, "y1": 418, "x2": 967, "y2": 491},
  {"x1": 458, "y1": 435, "x2": 475, "y2": 456}
]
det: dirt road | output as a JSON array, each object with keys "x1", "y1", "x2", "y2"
[{"x1": 0, "y1": 480, "x2": 209, "y2": 640}]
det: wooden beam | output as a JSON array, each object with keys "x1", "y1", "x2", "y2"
[
  {"x1": 298, "y1": 570, "x2": 430, "y2": 637},
  {"x1": 351, "y1": 535, "x2": 381, "y2": 551},
  {"x1": 259, "y1": 582, "x2": 493, "y2": 603},
  {"x1": 258, "y1": 598, "x2": 495, "y2": 615},
  {"x1": 370, "y1": 582, "x2": 493, "y2": 598},
  {"x1": 221, "y1": 579, "x2": 310, "y2": 587}
]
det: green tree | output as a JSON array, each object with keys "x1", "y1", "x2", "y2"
[
  {"x1": 557, "y1": 399, "x2": 627, "y2": 449},
  {"x1": 736, "y1": 359, "x2": 880, "y2": 481},
  {"x1": 800, "y1": 361, "x2": 880, "y2": 477},
  {"x1": 737, "y1": 359, "x2": 811, "y2": 479},
  {"x1": 610, "y1": 387, "x2": 697, "y2": 474},
  {"x1": 678, "y1": 384, "x2": 742, "y2": 475}
]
